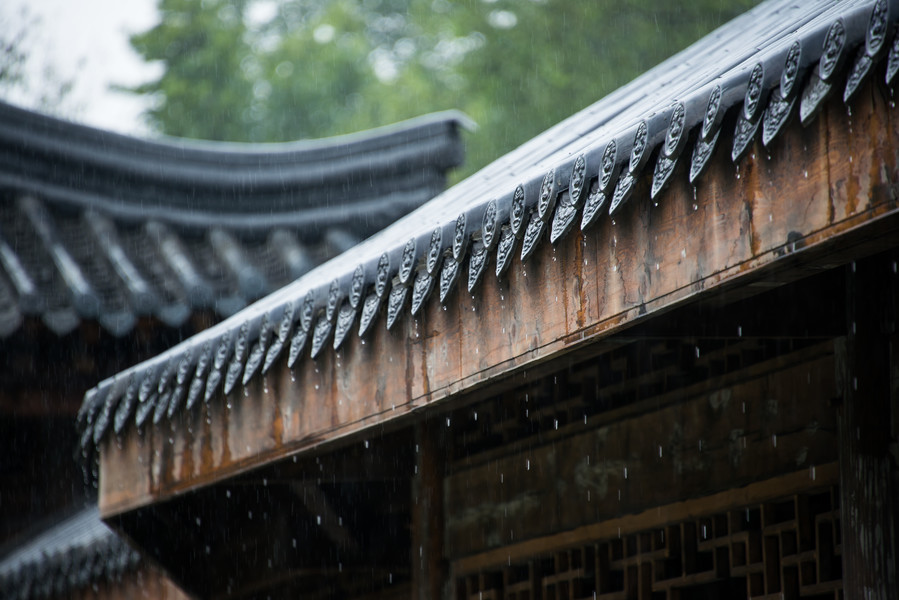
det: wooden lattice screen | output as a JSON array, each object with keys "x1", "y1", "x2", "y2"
[{"x1": 456, "y1": 486, "x2": 842, "y2": 600}]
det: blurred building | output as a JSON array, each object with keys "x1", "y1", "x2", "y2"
[{"x1": 0, "y1": 102, "x2": 467, "y2": 597}]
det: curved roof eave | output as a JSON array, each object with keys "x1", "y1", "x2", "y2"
[{"x1": 78, "y1": 0, "x2": 898, "y2": 453}]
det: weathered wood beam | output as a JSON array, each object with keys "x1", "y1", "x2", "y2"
[
  {"x1": 100, "y1": 79, "x2": 899, "y2": 518},
  {"x1": 411, "y1": 420, "x2": 447, "y2": 600},
  {"x1": 452, "y1": 464, "x2": 839, "y2": 577},
  {"x1": 445, "y1": 350, "x2": 838, "y2": 558},
  {"x1": 837, "y1": 253, "x2": 898, "y2": 599}
]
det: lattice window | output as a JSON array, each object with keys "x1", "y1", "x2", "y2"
[{"x1": 455, "y1": 487, "x2": 842, "y2": 600}]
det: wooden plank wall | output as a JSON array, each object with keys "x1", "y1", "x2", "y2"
[{"x1": 444, "y1": 345, "x2": 838, "y2": 560}]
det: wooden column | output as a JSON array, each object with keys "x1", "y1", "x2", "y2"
[
  {"x1": 411, "y1": 418, "x2": 447, "y2": 600},
  {"x1": 838, "y1": 254, "x2": 898, "y2": 599}
]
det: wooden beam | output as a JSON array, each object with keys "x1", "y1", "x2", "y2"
[
  {"x1": 452, "y1": 464, "x2": 839, "y2": 576},
  {"x1": 837, "y1": 254, "x2": 898, "y2": 598},
  {"x1": 411, "y1": 419, "x2": 447, "y2": 600},
  {"x1": 444, "y1": 350, "x2": 839, "y2": 558},
  {"x1": 101, "y1": 78, "x2": 899, "y2": 517}
]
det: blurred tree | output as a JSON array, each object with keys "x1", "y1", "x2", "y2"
[{"x1": 128, "y1": 0, "x2": 760, "y2": 177}]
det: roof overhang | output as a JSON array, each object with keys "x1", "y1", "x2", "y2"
[
  {"x1": 97, "y1": 59, "x2": 899, "y2": 519},
  {"x1": 79, "y1": 0, "x2": 899, "y2": 519}
]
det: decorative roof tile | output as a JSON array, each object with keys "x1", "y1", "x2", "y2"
[
  {"x1": 80, "y1": 0, "x2": 898, "y2": 455},
  {"x1": 0, "y1": 104, "x2": 468, "y2": 337},
  {"x1": 0, "y1": 507, "x2": 141, "y2": 600}
]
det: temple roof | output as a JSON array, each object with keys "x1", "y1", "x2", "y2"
[
  {"x1": 0, "y1": 103, "x2": 468, "y2": 337},
  {"x1": 78, "y1": 0, "x2": 895, "y2": 462}
]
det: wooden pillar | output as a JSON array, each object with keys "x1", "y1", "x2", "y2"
[
  {"x1": 411, "y1": 418, "x2": 447, "y2": 600},
  {"x1": 837, "y1": 254, "x2": 898, "y2": 599}
]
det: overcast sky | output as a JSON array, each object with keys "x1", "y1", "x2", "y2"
[{"x1": 2, "y1": 0, "x2": 160, "y2": 136}]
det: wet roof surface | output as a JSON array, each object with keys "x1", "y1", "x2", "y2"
[
  {"x1": 0, "y1": 506, "x2": 139, "y2": 599},
  {"x1": 0, "y1": 104, "x2": 467, "y2": 337},
  {"x1": 78, "y1": 0, "x2": 896, "y2": 461}
]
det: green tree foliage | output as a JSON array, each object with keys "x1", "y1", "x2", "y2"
[{"x1": 129, "y1": 0, "x2": 759, "y2": 177}]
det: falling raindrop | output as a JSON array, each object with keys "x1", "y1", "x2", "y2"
[
  {"x1": 737, "y1": 325, "x2": 742, "y2": 337},
  {"x1": 772, "y1": 434, "x2": 777, "y2": 447}
]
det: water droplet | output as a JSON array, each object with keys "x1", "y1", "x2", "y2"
[
  {"x1": 737, "y1": 325, "x2": 742, "y2": 337},
  {"x1": 624, "y1": 466, "x2": 628, "y2": 479},
  {"x1": 772, "y1": 434, "x2": 777, "y2": 447},
  {"x1": 290, "y1": 371, "x2": 295, "y2": 382},
  {"x1": 804, "y1": 170, "x2": 808, "y2": 178},
  {"x1": 364, "y1": 440, "x2": 369, "y2": 448},
  {"x1": 810, "y1": 465, "x2": 816, "y2": 480},
  {"x1": 446, "y1": 417, "x2": 451, "y2": 427},
  {"x1": 526, "y1": 459, "x2": 530, "y2": 470},
  {"x1": 695, "y1": 346, "x2": 700, "y2": 358},
  {"x1": 681, "y1": 248, "x2": 687, "y2": 258}
]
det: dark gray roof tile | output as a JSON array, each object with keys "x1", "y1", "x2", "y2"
[
  {"x1": 80, "y1": 0, "x2": 899, "y2": 450},
  {"x1": 0, "y1": 106, "x2": 467, "y2": 338}
]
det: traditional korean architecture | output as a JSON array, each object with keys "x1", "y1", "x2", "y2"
[
  {"x1": 65, "y1": 0, "x2": 899, "y2": 597},
  {"x1": 0, "y1": 102, "x2": 467, "y2": 597}
]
